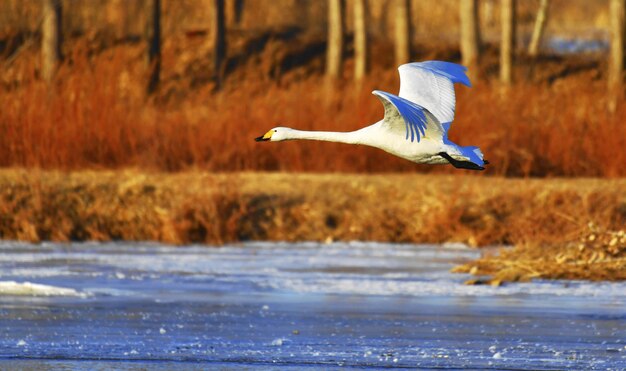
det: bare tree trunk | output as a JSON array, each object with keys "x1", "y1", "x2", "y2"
[
  {"x1": 528, "y1": 0, "x2": 549, "y2": 57},
  {"x1": 394, "y1": 0, "x2": 411, "y2": 66},
  {"x1": 609, "y1": 0, "x2": 625, "y2": 111},
  {"x1": 353, "y1": 0, "x2": 368, "y2": 82},
  {"x1": 459, "y1": 0, "x2": 481, "y2": 81},
  {"x1": 146, "y1": 0, "x2": 161, "y2": 94},
  {"x1": 326, "y1": 0, "x2": 344, "y2": 79},
  {"x1": 212, "y1": 0, "x2": 227, "y2": 89},
  {"x1": 500, "y1": 0, "x2": 516, "y2": 85},
  {"x1": 483, "y1": 0, "x2": 495, "y2": 28},
  {"x1": 41, "y1": 0, "x2": 62, "y2": 83},
  {"x1": 226, "y1": 0, "x2": 244, "y2": 26}
]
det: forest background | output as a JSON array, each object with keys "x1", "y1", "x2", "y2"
[{"x1": 2, "y1": 0, "x2": 626, "y2": 177}]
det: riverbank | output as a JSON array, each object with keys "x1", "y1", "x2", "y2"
[{"x1": 0, "y1": 170, "x2": 624, "y2": 281}]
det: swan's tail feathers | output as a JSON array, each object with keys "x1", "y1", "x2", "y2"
[
  {"x1": 468, "y1": 146, "x2": 485, "y2": 164},
  {"x1": 440, "y1": 124, "x2": 489, "y2": 169},
  {"x1": 438, "y1": 145, "x2": 488, "y2": 171},
  {"x1": 438, "y1": 152, "x2": 485, "y2": 171},
  {"x1": 466, "y1": 146, "x2": 491, "y2": 165}
]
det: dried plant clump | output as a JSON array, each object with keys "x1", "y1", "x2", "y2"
[{"x1": 453, "y1": 223, "x2": 626, "y2": 285}]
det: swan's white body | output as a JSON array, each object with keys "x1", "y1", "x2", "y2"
[
  {"x1": 273, "y1": 124, "x2": 451, "y2": 165},
  {"x1": 256, "y1": 61, "x2": 487, "y2": 170}
]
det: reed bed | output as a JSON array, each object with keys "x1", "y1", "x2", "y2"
[
  {"x1": 1, "y1": 36, "x2": 625, "y2": 177},
  {"x1": 0, "y1": 169, "x2": 623, "y2": 244}
]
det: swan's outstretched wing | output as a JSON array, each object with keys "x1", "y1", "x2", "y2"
[
  {"x1": 397, "y1": 61, "x2": 471, "y2": 125},
  {"x1": 372, "y1": 90, "x2": 444, "y2": 143}
]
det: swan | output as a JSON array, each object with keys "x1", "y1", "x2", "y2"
[{"x1": 255, "y1": 61, "x2": 488, "y2": 170}]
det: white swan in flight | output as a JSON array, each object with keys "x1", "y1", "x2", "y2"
[{"x1": 255, "y1": 61, "x2": 488, "y2": 170}]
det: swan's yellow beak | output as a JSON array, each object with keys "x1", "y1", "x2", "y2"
[{"x1": 255, "y1": 130, "x2": 273, "y2": 142}]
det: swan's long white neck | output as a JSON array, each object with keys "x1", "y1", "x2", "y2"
[{"x1": 285, "y1": 127, "x2": 372, "y2": 145}]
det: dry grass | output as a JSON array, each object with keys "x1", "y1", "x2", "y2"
[
  {"x1": 453, "y1": 224, "x2": 626, "y2": 283},
  {"x1": 0, "y1": 169, "x2": 247, "y2": 244},
  {"x1": 1, "y1": 169, "x2": 624, "y2": 245}
]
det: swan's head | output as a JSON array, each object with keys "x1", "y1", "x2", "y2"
[{"x1": 255, "y1": 127, "x2": 293, "y2": 142}]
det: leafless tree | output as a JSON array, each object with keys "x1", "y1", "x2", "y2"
[
  {"x1": 394, "y1": 0, "x2": 411, "y2": 66},
  {"x1": 459, "y1": 0, "x2": 481, "y2": 81},
  {"x1": 212, "y1": 0, "x2": 227, "y2": 89},
  {"x1": 42, "y1": 0, "x2": 62, "y2": 83},
  {"x1": 609, "y1": 0, "x2": 625, "y2": 111},
  {"x1": 227, "y1": 0, "x2": 244, "y2": 25},
  {"x1": 500, "y1": 0, "x2": 516, "y2": 85},
  {"x1": 326, "y1": 0, "x2": 345, "y2": 79},
  {"x1": 146, "y1": 0, "x2": 161, "y2": 93},
  {"x1": 528, "y1": 0, "x2": 550, "y2": 57},
  {"x1": 482, "y1": 0, "x2": 495, "y2": 27},
  {"x1": 353, "y1": 0, "x2": 368, "y2": 81}
]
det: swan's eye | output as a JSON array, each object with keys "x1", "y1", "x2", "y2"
[{"x1": 274, "y1": 130, "x2": 277, "y2": 132}]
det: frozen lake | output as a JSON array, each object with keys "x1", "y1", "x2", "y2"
[{"x1": 0, "y1": 241, "x2": 624, "y2": 370}]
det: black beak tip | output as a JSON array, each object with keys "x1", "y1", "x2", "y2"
[{"x1": 255, "y1": 136, "x2": 266, "y2": 142}]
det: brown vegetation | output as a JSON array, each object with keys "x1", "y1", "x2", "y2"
[
  {"x1": 1, "y1": 1, "x2": 624, "y2": 176},
  {"x1": 1, "y1": 170, "x2": 624, "y2": 246},
  {"x1": 1, "y1": 37, "x2": 626, "y2": 176},
  {"x1": 453, "y1": 224, "x2": 626, "y2": 283}
]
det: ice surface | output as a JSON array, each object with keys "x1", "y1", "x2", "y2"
[
  {"x1": 0, "y1": 241, "x2": 624, "y2": 370},
  {"x1": 1, "y1": 241, "x2": 624, "y2": 299},
  {"x1": 0, "y1": 280, "x2": 85, "y2": 297}
]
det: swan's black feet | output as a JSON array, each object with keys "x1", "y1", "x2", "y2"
[{"x1": 438, "y1": 152, "x2": 486, "y2": 171}]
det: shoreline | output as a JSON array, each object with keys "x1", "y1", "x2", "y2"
[{"x1": 0, "y1": 169, "x2": 624, "y2": 282}]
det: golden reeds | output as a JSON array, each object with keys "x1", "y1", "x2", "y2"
[
  {"x1": 1, "y1": 36, "x2": 625, "y2": 176},
  {"x1": 0, "y1": 170, "x2": 623, "y2": 245}
]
